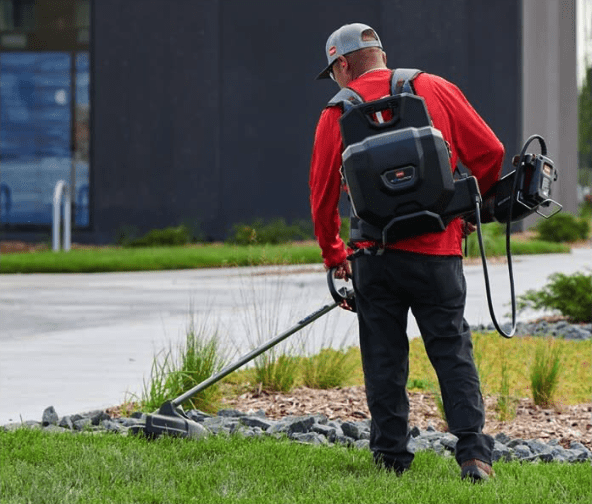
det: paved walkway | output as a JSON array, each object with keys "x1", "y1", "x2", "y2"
[{"x1": 1, "y1": 247, "x2": 590, "y2": 424}]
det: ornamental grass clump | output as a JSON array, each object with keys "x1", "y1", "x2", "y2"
[
  {"x1": 496, "y1": 346, "x2": 518, "y2": 421},
  {"x1": 134, "y1": 316, "x2": 227, "y2": 413},
  {"x1": 529, "y1": 337, "x2": 562, "y2": 408},
  {"x1": 301, "y1": 347, "x2": 359, "y2": 389},
  {"x1": 239, "y1": 269, "x2": 304, "y2": 393},
  {"x1": 253, "y1": 352, "x2": 301, "y2": 393}
]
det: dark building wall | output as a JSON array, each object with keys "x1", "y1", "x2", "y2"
[
  {"x1": 92, "y1": 0, "x2": 521, "y2": 243},
  {"x1": 92, "y1": 0, "x2": 221, "y2": 241}
]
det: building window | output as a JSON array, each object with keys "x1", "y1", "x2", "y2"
[
  {"x1": 0, "y1": 51, "x2": 90, "y2": 227},
  {"x1": 0, "y1": 1, "x2": 90, "y2": 229}
]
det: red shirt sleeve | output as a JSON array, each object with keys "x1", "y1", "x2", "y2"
[
  {"x1": 309, "y1": 106, "x2": 348, "y2": 268},
  {"x1": 416, "y1": 74, "x2": 505, "y2": 195}
]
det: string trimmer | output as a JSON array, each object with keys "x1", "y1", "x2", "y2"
[{"x1": 134, "y1": 268, "x2": 355, "y2": 438}]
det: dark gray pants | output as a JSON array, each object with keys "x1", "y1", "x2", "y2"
[{"x1": 352, "y1": 250, "x2": 493, "y2": 471}]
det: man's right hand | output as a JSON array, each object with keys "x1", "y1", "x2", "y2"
[{"x1": 333, "y1": 260, "x2": 352, "y2": 280}]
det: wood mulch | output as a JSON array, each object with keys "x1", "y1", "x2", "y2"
[
  {"x1": 220, "y1": 385, "x2": 592, "y2": 450},
  {"x1": 0, "y1": 241, "x2": 50, "y2": 254}
]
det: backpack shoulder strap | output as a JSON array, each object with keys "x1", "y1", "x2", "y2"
[
  {"x1": 390, "y1": 68, "x2": 423, "y2": 95},
  {"x1": 327, "y1": 87, "x2": 364, "y2": 112}
]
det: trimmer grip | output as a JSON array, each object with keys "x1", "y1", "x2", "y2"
[{"x1": 327, "y1": 268, "x2": 356, "y2": 312}]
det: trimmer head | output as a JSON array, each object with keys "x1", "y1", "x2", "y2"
[{"x1": 133, "y1": 401, "x2": 208, "y2": 439}]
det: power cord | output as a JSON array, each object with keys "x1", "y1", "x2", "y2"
[{"x1": 474, "y1": 134, "x2": 547, "y2": 339}]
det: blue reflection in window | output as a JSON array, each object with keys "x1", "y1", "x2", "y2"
[{"x1": 0, "y1": 51, "x2": 90, "y2": 227}]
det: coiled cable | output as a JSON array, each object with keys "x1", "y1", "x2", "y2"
[{"x1": 474, "y1": 135, "x2": 547, "y2": 339}]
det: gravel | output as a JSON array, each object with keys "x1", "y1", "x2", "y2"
[
  {"x1": 471, "y1": 319, "x2": 592, "y2": 340},
  {"x1": 4, "y1": 404, "x2": 591, "y2": 465}
]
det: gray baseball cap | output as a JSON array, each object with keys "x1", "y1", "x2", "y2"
[{"x1": 316, "y1": 23, "x2": 383, "y2": 80}]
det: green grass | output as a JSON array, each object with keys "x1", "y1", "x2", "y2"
[
  {"x1": 0, "y1": 243, "x2": 323, "y2": 274},
  {"x1": 465, "y1": 223, "x2": 571, "y2": 257},
  {"x1": 1, "y1": 429, "x2": 590, "y2": 504},
  {"x1": 406, "y1": 334, "x2": 591, "y2": 406},
  {"x1": 0, "y1": 230, "x2": 571, "y2": 274}
]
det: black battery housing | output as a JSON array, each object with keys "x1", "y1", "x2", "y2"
[{"x1": 340, "y1": 94, "x2": 479, "y2": 243}]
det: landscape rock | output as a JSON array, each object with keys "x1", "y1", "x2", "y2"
[
  {"x1": 42, "y1": 406, "x2": 59, "y2": 426},
  {"x1": 239, "y1": 415, "x2": 275, "y2": 431},
  {"x1": 341, "y1": 421, "x2": 362, "y2": 440},
  {"x1": 58, "y1": 416, "x2": 74, "y2": 430}
]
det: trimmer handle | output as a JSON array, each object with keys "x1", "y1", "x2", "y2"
[{"x1": 327, "y1": 268, "x2": 356, "y2": 312}]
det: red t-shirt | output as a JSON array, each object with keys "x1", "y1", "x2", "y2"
[{"x1": 309, "y1": 69, "x2": 504, "y2": 268}]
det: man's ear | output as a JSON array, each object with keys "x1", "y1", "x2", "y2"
[{"x1": 382, "y1": 51, "x2": 387, "y2": 65}]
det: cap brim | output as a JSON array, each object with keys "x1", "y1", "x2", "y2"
[{"x1": 315, "y1": 65, "x2": 332, "y2": 80}]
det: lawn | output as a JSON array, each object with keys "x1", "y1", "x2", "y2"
[
  {"x1": 1, "y1": 429, "x2": 590, "y2": 504},
  {"x1": 0, "y1": 242, "x2": 323, "y2": 273},
  {"x1": 0, "y1": 238, "x2": 570, "y2": 274}
]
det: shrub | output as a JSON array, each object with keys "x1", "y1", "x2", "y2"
[
  {"x1": 579, "y1": 194, "x2": 592, "y2": 219},
  {"x1": 175, "y1": 320, "x2": 227, "y2": 411},
  {"x1": 228, "y1": 222, "x2": 258, "y2": 245},
  {"x1": 114, "y1": 225, "x2": 141, "y2": 246},
  {"x1": 226, "y1": 218, "x2": 313, "y2": 245},
  {"x1": 126, "y1": 225, "x2": 192, "y2": 247},
  {"x1": 516, "y1": 271, "x2": 592, "y2": 322},
  {"x1": 535, "y1": 212, "x2": 590, "y2": 242},
  {"x1": 530, "y1": 337, "x2": 562, "y2": 408}
]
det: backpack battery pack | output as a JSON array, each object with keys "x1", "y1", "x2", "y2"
[{"x1": 340, "y1": 94, "x2": 478, "y2": 243}]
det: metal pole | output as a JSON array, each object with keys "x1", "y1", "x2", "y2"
[
  {"x1": 64, "y1": 186, "x2": 71, "y2": 251},
  {"x1": 53, "y1": 180, "x2": 71, "y2": 252},
  {"x1": 52, "y1": 181, "x2": 64, "y2": 251}
]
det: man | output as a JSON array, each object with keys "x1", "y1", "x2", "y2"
[{"x1": 309, "y1": 23, "x2": 504, "y2": 482}]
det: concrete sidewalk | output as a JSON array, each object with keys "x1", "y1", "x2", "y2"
[{"x1": 1, "y1": 247, "x2": 590, "y2": 424}]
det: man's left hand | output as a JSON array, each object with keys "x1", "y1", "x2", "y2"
[{"x1": 462, "y1": 220, "x2": 476, "y2": 238}]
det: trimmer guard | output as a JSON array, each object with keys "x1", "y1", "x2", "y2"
[{"x1": 134, "y1": 401, "x2": 208, "y2": 439}]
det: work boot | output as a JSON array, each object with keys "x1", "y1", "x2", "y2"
[
  {"x1": 373, "y1": 453, "x2": 410, "y2": 475},
  {"x1": 460, "y1": 459, "x2": 495, "y2": 482}
]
